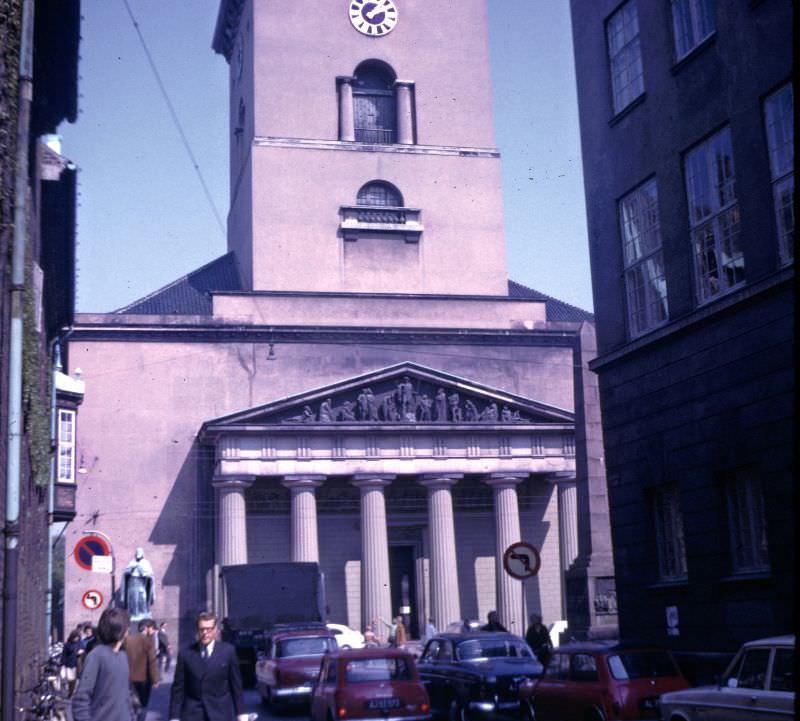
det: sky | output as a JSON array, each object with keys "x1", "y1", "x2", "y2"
[{"x1": 59, "y1": 0, "x2": 592, "y2": 313}]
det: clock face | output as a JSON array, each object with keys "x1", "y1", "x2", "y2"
[{"x1": 348, "y1": 0, "x2": 398, "y2": 37}]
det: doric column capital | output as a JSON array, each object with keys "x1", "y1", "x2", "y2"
[
  {"x1": 482, "y1": 472, "x2": 528, "y2": 489},
  {"x1": 281, "y1": 474, "x2": 325, "y2": 490},
  {"x1": 336, "y1": 75, "x2": 354, "y2": 86},
  {"x1": 393, "y1": 79, "x2": 415, "y2": 88},
  {"x1": 418, "y1": 474, "x2": 463, "y2": 490},
  {"x1": 351, "y1": 474, "x2": 395, "y2": 490},
  {"x1": 549, "y1": 472, "x2": 577, "y2": 487},
  {"x1": 212, "y1": 474, "x2": 256, "y2": 491}
]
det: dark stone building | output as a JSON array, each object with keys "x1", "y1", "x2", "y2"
[
  {"x1": 1, "y1": 0, "x2": 81, "y2": 711},
  {"x1": 570, "y1": 0, "x2": 793, "y2": 678}
]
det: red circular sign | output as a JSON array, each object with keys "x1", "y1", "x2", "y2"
[
  {"x1": 82, "y1": 589, "x2": 104, "y2": 610},
  {"x1": 73, "y1": 535, "x2": 111, "y2": 571},
  {"x1": 502, "y1": 542, "x2": 541, "y2": 580}
]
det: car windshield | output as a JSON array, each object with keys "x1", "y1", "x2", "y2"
[
  {"x1": 607, "y1": 651, "x2": 680, "y2": 680},
  {"x1": 456, "y1": 639, "x2": 534, "y2": 661},
  {"x1": 277, "y1": 637, "x2": 335, "y2": 658},
  {"x1": 345, "y1": 657, "x2": 413, "y2": 682}
]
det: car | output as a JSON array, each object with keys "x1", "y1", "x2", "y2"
[
  {"x1": 416, "y1": 632, "x2": 543, "y2": 720},
  {"x1": 658, "y1": 635, "x2": 795, "y2": 721},
  {"x1": 255, "y1": 624, "x2": 338, "y2": 710},
  {"x1": 311, "y1": 647, "x2": 431, "y2": 721},
  {"x1": 328, "y1": 623, "x2": 366, "y2": 649},
  {"x1": 519, "y1": 641, "x2": 689, "y2": 721},
  {"x1": 444, "y1": 621, "x2": 481, "y2": 634}
]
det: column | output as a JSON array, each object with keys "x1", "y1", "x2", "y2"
[
  {"x1": 484, "y1": 473, "x2": 527, "y2": 635},
  {"x1": 282, "y1": 475, "x2": 324, "y2": 563},
  {"x1": 213, "y1": 475, "x2": 255, "y2": 567},
  {"x1": 394, "y1": 80, "x2": 414, "y2": 145},
  {"x1": 352, "y1": 475, "x2": 394, "y2": 642},
  {"x1": 337, "y1": 76, "x2": 355, "y2": 142},
  {"x1": 419, "y1": 475, "x2": 462, "y2": 630},
  {"x1": 557, "y1": 479, "x2": 579, "y2": 571}
]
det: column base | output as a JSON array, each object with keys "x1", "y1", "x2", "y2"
[{"x1": 563, "y1": 554, "x2": 618, "y2": 642}]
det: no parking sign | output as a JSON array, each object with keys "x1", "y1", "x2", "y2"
[{"x1": 73, "y1": 534, "x2": 111, "y2": 571}]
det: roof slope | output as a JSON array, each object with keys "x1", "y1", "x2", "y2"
[{"x1": 115, "y1": 253, "x2": 592, "y2": 323}]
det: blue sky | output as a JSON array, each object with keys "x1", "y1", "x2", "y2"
[{"x1": 60, "y1": 0, "x2": 592, "y2": 313}]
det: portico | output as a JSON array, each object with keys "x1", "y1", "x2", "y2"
[{"x1": 202, "y1": 362, "x2": 579, "y2": 637}]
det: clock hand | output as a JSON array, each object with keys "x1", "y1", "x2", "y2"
[{"x1": 365, "y1": 1, "x2": 387, "y2": 21}]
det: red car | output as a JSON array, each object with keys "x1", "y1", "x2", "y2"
[
  {"x1": 256, "y1": 625, "x2": 338, "y2": 710},
  {"x1": 311, "y1": 647, "x2": 431, "y2": 721},
  {"x1": 519, "y1": 642, "x2": 689, "y2": 721}
]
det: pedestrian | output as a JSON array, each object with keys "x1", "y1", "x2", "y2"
[
  {"x1": 157, "y1": 621, "x2": 172, "y2": 671},
  {"x1": 81, "y1": 623, "x2": 98, "y2": 655},
  {"x1": 480, "y1": 610, "x2": 508, "y2": 632},
  {"x1": 363, "y1": 624, "x2": 377, "y2": 647},
  {"x1": 423, "y1": 618, "x2": 437, "y2": 642},
  {"x1": 524, "y1": 613, "x2": 552, "y2": 665},
  {"x1": 71, "y1": 607, "x2": 136, "y2": 721},
  {"x1": 168, "y1": 611, "x2": 247, "y2": 721},
  {"x1": 125, "y1": 619, "x2": 160, "y2": 721},
  {"x1": 378, "y1": 615, "x2": 406, "y2": 647},
  {"x1": 61, "y1": 628, "x2": 82, "y2": 697}
]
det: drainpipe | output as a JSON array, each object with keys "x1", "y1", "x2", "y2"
[{"x1": 3, "y1": 0, "x2": 35, "y2": 719}]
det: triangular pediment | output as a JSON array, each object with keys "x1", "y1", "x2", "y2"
[{"x1": 204, "y1": 362, "x2": 573, "y2": 430}]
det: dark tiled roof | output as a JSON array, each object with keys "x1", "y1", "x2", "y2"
[
  {"x1": 508, "y1": 280, "x2": 594, "y2": 322},
  {"x1": 115, "y1": 253, "x2": 243, "y2": 315},
  {"x1": 116, "y1": 254, "x2": 593, "y2": 323}
]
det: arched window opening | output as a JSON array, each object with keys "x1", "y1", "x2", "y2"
[
  {"x1": 357, "y1": 181, "x2": 403, "y2": 208},
  {"x1": 353, "y1": 62, "x2": 396, "y2": 144}
]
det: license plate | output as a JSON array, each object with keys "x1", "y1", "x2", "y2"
[{"x1": 366, "y1": 697, "x2": 401, "y2": 710}]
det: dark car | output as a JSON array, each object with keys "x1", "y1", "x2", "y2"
[
  {"x1": 255, "y1": 625, "x2": 338, "y2": 710},
  {"x1": 417, "y1": 632, "x2": 543, "y2": 720},
  {"x1": 311, "y1": 647, "x2": 431, "y2": 721},
  {"x1": 519, "y1": 642, "x2": 689, "y2": 721}
]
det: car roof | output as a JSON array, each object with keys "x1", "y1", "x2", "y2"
[
  {"x1": 741, "y1": 635, "x2": 795, "y2": 647},
  {"x1": 549, "y1": 641, "x2": 675, "y2": 654},
  {"x1": 428, "y1": 632, "x2": 522, "y2": 642},
  {"x1": 271, "y1": 628, "x2": 335, "y2": 640}
]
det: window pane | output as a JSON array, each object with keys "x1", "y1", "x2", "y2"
[
  {"x1": 607, "y1": 2, "x2": 644, "y2": 114},
  {"x1": 653, "y1": 485, "x2": 687, "y2": 581},
  {"x1": 736, "y1": 649, "x2": 770, "y2": 690},
  {"x1": 672, "y1": 0, "x2": 715, "y2": 59},
  {"x1": 770, "y1": 649, "x2": 795, "y2": 692},
  {"x1": 357, "y1": 182, "x2": 402, "y2": 207},
  {"x1": 726, "y1": 473, "x2": 770, "y2": 574},
  {"x1": 764, "y1": 84, "x2": 794, "y2": 263}
]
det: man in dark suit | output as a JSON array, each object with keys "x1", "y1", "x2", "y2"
[{"x1": 168, "y1": 611, "x2": 247, "y2": 721}]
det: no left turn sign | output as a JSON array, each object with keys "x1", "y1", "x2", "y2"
[
  {"x1": 82, "y1": 589, "x2": 104, "y2": 610},
  {"x1": 503, "y1": 541, "x2": 541, "y2": 580}
]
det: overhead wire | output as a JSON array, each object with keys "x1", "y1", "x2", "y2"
[{"x1": 121, "y1": 0, "x2": 226, "y2": 238}]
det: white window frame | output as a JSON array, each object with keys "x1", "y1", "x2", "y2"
[
  {"x1": 652, "y1": 485, "x2": 687, "y2": 582},
  {"x1": 763, "y1": 83, "x2": 794, "y2": 264},
  {"x1": 684, "y1": 127, "x2": 744, "y2": 303},
  {"x1": 725, "y1": 472, "x2": 770, "y2": 575},
  {"x1": 606, "y1": 1, "x2": 645, "y2": 115},
  {"x1": 671, "y1": 0, "x2": 716, "y2": 61},
  {"x1": 619, "y1": 178, "x2": 669, "y2": 337},
  {"x1": 57, "y1": 408, "x2": 76, "y2": 483}
]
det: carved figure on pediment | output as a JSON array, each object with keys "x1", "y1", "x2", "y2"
[
  {"x1": 418, "y1": 394, "x2": 432, "y2": 421},
  {"x1": 435, "y1": 388, "x2": 447, "y2": 422},
  {"x1": 501, "y1": 405, "x2": 512, "y2": 422},
  {"x1": 381, "y1": 394, "x2": 400, "y2": 421},
  {"x1": 464, "y1": 400, "x2": 479, "y2": 422},
  {"x1": 397, "y1": 376, "x2": 415, "y2": 415},
  {"x1": 366, "y1": 388, "x2": 379, "y2": 421},
  {"x1": 319, "y1": 398, "x2": 334, "y2": 423},
  {"x1": 481, "y1": 402, "x2": 498, "y2": 422},
  {"x1": 357, "y1": 388, "x2": 369, "y2": 420},
  {"x1": 302, "y1": 405, "x2": 316, "y2": 422},
  {"x1": 339, "y1": 400, "x2": 356, "y2": 421},
  {"x1": 512, "y1": 410, "x2": 522, "y2": 422},
  {"x1": 448, "y1": 392, "x2": 462, "y2": 422}
]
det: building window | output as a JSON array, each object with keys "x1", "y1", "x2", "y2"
[
  {"x1": 357, "y1": 181, "x2": 403, "y2": 207},
  {"x1": 652, "y1": 485, "x2": 687, "y2": 582},
  {"x1": 671, "y1": 0, "x2": 715, "y2": 60},
  {"x1": 684, "y1": 127, "x2": 744, "y2": 302},
  {"x1": 606, "y1": 1, "x2": 644, "y2": 114},
  {"x1": 725, "y1": 472, "x2": 770, "y2": 574},
  {"x1": 353, "y1": 62, "x2": 396, "y2": 144},
  {"x1": 58, "y1": 409, "x2": 76, "y2": 483},
  {"x1": 764, "y1": 83, "x2": 794, "y2": 264},
  {"x1": 619, "y1": 178, "x2": 668, "y2": 336}
]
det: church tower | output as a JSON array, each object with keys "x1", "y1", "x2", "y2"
[{"x1": 213, "y1": 0, "x2": 508, "y2": 295}]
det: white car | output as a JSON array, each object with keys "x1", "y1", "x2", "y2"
[
  {"x1": 326, "y1": 623, "x2": 365, "y2": 649},
  {"x1": 659, "y1": 635, "x2": 795, "y2": 720}
]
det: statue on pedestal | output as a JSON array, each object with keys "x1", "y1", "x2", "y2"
[{"x1": 123, "y1": 547, "x2": 155, "y2": 621}]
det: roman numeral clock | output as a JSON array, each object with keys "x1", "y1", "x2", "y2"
[{"x1": 349, "y1": 0, "x2": 398, "y2": 36}]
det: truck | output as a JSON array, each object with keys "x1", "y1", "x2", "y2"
[{"x1": 220, "y1": 561, "x2": 327, "y2": 687}]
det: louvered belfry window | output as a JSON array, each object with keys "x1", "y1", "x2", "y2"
[{"x1": 353, "y1": 64, "x2": 396, "y2": 144}]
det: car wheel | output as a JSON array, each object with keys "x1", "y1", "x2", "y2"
[{"x1": 341, "y1": 644, "x2": 351, "y2": 650}]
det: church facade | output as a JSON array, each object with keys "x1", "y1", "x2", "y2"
[{"x1": 64, "y1": 0, "x2": 615, "y2": 645}]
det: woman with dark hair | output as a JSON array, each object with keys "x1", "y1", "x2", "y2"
[
  {"x1": 72, "y1": 607, "x2": 136, "y2": 721},
  {"x1": 61, "y1": 628, "x2": 83, "y2": 697}
]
